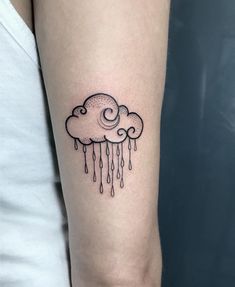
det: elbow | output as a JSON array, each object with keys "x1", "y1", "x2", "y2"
[{"x1": 71, "y1": 249, "x2": 162, "y2": 287}]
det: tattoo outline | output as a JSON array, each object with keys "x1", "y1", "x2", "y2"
[{"x1": 65, "y1": 93, "x2": 144, "y2": 197}]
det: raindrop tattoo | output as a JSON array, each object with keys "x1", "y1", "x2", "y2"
[{"x1": 65, "y1": 93, "x2": 144, "y2": 197}]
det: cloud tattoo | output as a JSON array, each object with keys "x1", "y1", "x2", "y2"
[
  {"x1": 65, "y1": 93, "x2": 144, "y2": 197},
  {"x1": 65, "y1": 93, "x2": 143, "y2": 145}
]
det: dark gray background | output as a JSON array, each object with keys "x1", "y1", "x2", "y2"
[{"x1": 159, "y1": 1, "x2": 235, "y2": 286}]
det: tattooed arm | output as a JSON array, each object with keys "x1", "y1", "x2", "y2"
[{"x1": 34, "y1": 1, "x2": 170, "y2": 286}]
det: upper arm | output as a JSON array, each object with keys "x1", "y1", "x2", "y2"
[{"x1": 34, "y1": 1, "x2": 170, "y2": 286}]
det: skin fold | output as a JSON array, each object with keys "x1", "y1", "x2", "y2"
[{"x1": 11, "y1": 0, "x2": 33, "y2": 32}]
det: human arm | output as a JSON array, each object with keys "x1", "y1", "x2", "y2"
[{"x1": 34, "y1": 1, "x2": 170, "y2": 286}]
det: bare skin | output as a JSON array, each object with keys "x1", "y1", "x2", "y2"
[
  {"x1": 10, "y1": 0, "x2": 33, "y2": 32},
  {"x1": 11, "y1": 1, "x2": 170, "y2": 286}
]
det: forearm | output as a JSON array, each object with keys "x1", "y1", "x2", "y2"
[{"x1": 34, "y1": 1, "x2": 170, "y2": 286}]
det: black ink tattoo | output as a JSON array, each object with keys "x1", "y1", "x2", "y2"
[{"x1": 65, "y1": 93, "x2": 144, "y2": 197}]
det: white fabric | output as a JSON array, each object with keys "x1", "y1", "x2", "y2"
[{"x1": 0, "y1": 1, "x2": 70, "y2": 286}]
